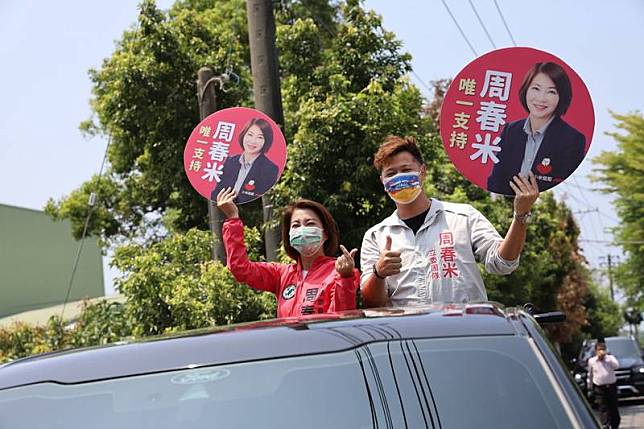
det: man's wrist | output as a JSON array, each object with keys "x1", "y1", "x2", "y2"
[
  {"x1": 513, "y1": 210, "x2": 532, "y2": 224},
  {"x1": 372, "y1": 263, "x2": 386, "y2": 280}
]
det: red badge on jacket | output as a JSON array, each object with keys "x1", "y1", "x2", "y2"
[
  {"x1": 536, "y1": 158, "x2": 552, "y2": 175},
  {"x1": 244, "y1": 180, "x2": 256, "y2": 191}
]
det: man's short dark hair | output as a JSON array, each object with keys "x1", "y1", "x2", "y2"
[
  {"x1": 595, "y1": 341, "x2": 607, "y2": 351},
  {"x1": 518, "y1": 62, "x2": 573, "y2": 117},
  {"x1": 373, "y1": 135, "x2": 424, "y2": 173}
]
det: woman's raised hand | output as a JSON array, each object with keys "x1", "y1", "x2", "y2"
[
  {"x1": 216, "y1": 187, "x2": 239, "y2": 219},
  {"x1": 335, "y1": 244, "x2": 358, "y2": 278}
]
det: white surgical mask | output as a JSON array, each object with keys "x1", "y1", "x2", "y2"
[{"x1": 289, "y1": 226, "x2": 324, "y2": 257}]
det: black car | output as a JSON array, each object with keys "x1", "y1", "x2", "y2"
[
  {"x1": 573, "y1": 336, "x2": 644, "y2": 399},
  {"x1": 0, "y1": 303, "x2": 598, "y2": 428}
]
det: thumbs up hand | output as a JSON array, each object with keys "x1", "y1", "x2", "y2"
[{"x1": 374, "y1": 235, "x2": 402, "y2": 279}]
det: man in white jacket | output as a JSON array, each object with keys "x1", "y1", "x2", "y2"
[
  {"x1": 360, "y1": 135, "x2": 539, "y2": 307},
  {"x1": 587, "y1": 341, "x2": 620, "y2": 429}
]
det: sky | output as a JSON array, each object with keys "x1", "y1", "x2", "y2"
[{"x1": 1, "y1": 0, "x2": 642, "y2": 300}]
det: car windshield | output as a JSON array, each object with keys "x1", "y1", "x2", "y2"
[
  {"x1": 579, "y1": 338, "x2": 641, "y2": 363},
  {"x1": 605, "y1": 338, "x2": 641, "y2": 359},
  {"x1": 0, "y1": 348, "x2": 373, "y2": 429},
  {"x1": 0, "y1": 336, "x2": 576, "y2": 429}
]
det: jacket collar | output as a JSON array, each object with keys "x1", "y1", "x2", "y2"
[
  {"x1": 295, "y1": 254, "x2": 335, "y2": 277},
  {"x1": 381, "y1": 198, "x2": 444, "y2": 229}
]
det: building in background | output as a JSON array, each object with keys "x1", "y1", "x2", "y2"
[{"x1": 0, "y1": 203, "x2": 104, "y2": 318}]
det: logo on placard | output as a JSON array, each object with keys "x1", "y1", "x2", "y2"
[
  {"x1": 244, "y1": 180, "x2": 256, "y2": 191},
  {"x1": 536, "y1": 158, "x2": 552, "y2": 175},
  {"x1": 282, "y1": 284, "x2": 297, "y2": 300}
]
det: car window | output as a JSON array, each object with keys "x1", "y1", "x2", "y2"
[
  {"x1": 367, "y1": 336, "x2": 577, "y2": 429},
  {"x1": 0, "y1": 349, "x2": 374, "y2": 429},
  {"x1": 605, "y1": 338, "x2": 640, "y2": 359}
]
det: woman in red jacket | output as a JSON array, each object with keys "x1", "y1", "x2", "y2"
[{"x1": 216, "y1": 187, "x2": 360, "y2": 318}]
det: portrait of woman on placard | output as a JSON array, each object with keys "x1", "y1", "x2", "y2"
[
  {"x1": 211, "y1": 118, "x2": 279, "y2": 204},
  {"x1": 487, "y1": 62, "x2": 586, "y2": 195}
]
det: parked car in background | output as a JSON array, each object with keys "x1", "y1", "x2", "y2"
[
  {"x1": 0, "y1": 303, "x2": 598, "y2": 428},
  {"x1": 573, "y1": 336, "x2": 644, "y2": 400}
]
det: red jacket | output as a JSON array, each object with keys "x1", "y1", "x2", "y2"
[{"x1": 222, "y1": 218, "x2": 359, "y2": 318}]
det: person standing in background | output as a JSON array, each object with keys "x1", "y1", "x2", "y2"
[{"x1": 587, "y1": 341, "x2": 620, "y2": 429}]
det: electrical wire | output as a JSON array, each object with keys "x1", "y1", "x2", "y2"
[
  {"x1": 468, "y1": 0, "x2": 496, "y2": 49},
  {"x1": 440, "y1": 0, "x2": 478, "y2": 56},
  {"x1": 60, "y1": 135, "x2": 112, "y2": 320},
  {"x1": 493, "y1": 0, "x2": 517, "y2": 46}
]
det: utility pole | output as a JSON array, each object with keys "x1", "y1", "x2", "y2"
[
  {"x1": 607, "y1": 254, "x2": 615, "y2": 302},
  {"x1": 197, "y1": 67, "x2": 226, "y2": 263},
  {"x1": 600, "y1": 254, "x2": 620, "y2": 302},
  {"x1": 246, "y1": 0, "x2": 285, "y2": 261}
]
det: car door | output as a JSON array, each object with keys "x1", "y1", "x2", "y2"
[{"x1": 363, "y1": 335, "x2": 593, "y2": 429}]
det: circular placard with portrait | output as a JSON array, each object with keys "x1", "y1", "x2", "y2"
[
  {"x1": 439, "y1": 47, "x2": 594, "y2": 195},
  {"x1": 184, "y1": 107, "x2": 287, "y2": 204}
]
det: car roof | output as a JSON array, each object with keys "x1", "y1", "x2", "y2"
[{"x1": 0, "y1": 303, "x2": 530, "y2": 390}]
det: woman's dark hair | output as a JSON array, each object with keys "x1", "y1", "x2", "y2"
[
  {"x1": 518, "y1": 62, "x2": 573, "y2": 117},
  {"x1": 238, "y1": 118, "x2": 274, "y2": 154},
  {"x1": 281, "y1": 199, "x2": 340, "y2": 261}
]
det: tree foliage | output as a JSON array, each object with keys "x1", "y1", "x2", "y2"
[
  {"x1": 45, "y1": 0, "x2": 253, "y2": 244},
  {"x1": 112, "y1": 226, "x2": 275, "y2": 336},
  {"x1": 17, "y1": 0, "x2": 615, "y2": 364},
  {"x1": 0, "y1": 227, "x2": 275, "y2": 364},
  {"x1": 274, "y1": 2, "x2": 435, "y2": 249},
  {"x1": 592, "y1": 111, "x2": 644, "y2": 307},
  {"x1": 0, "y1": 301, "x2": 131, "y2": 363},
  {"x1": 582, "y1": 281, "x2": 622, "y2": 339}
]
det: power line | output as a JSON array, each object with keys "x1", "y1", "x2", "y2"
[
  {"x1": 410, "y1": 70, "x2": 434, "y2": 96},
  {"x1": 560, "y1": 182, "x2": 603, "y2": 242},
  {"x1": 572, "y1": 208, "x2": 598, "y2": 215},
  {"x1": 60, "y1": 135, "x2": 112, "y2": 321},
  {"x1": 560, "y1": 179, "x2": 621, "y2": 222},
  {"x1": 285, "y1": 0, "x2": 336, "y2": 38},
  {"x1": 562, "y1": 179, "x2": 598, "y2": 193},
  {"x1": 560, "y1": 183, "x2": 596, "y2": 211},
  {"x1": 597, "y1": 209, "x2": 621, "y2": 224},
  {"x1": 468, "y1": 0, "x2": 496, "y2": 49},
  {"x1": 493, "y1": 0, "x2": 517, "y2": 46},
  {"x1": 572, "y1": 176, "x2": 606, "y2": 241},
  {"x1": 580, "y1": 239, "x2": 644, "y2": 245},
  {"x1": 440, "y1": 0, "x2": 478, "y2": 57}
]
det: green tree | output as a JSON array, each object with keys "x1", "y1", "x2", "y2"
[
  {"x1": 273, "y1": 2, "x2": 436, "y2": 249},
  {"x1": 592, "y1": 111, "x2": 644, "y2": 307},
  {"x1": 45, "y1": 0, "x2": 253, "y2": 244},
  {"x1": 43, "y1": 0, "x2": 593, "y2": 343},
  {"x1": 2, "y1": 0, "x2": 608, "y2": 363},
  {"x1": 582, "y1": 281, "x2": 622, "y2": 339},
  {"x1": 112, "y1": 226, "x2": 275, "y2": 336}
]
